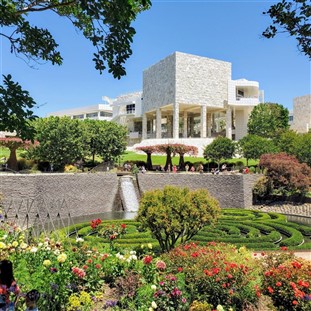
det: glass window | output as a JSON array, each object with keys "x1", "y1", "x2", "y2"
[
  {"x1": 126, "y1": 104, "x2": 135, "y2": 114},
  {"x1": 86, "y1": 112, "x2": 98, "y2": 118},
  {"x1": 73, "y1": 114, "x2": 84, "y2": 119},
  {"x1": 100, "y1": 111, "x2": 112, "y2": 117}
]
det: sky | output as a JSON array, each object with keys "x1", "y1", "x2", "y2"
[{"x1": 1, "y1": 0, "x2": 310, "y2": 117}]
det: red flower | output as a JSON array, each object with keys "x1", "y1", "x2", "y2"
[
  {"x1": 177, "y1": 267, "x2": 183, "y2": 272},
  {"x1": 191, "y1": 251, "x2": 199, "y2": 257},
  {"x1": 121, "y1": 223, "x2": 126, "y2": 229},
  {"x1": 143, "y1": 255, "x2": 153, "y2": 265},
  {"x1": 268, "y1": 286, "x2": 274, "y2": 294},
  {"x1": 292, "y1": 261, "x2": 302, "y2": 269},
  {"x1": 292, "y1": 300, "x2": 298, "y2": 305},
  {"x1": 281, "y1": 246, "x2": 288, "y2": 251},
  {"x1": 95, "y1": 264, "x2": 101, "y2": 269},
  {"x1": 276, "y1": 282, "x2": 282, "y2": 287},
  {"x1": 83, "y1": 265, "x2": 88, "y2": 270}
]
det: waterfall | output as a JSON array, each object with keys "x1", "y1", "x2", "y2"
[{"x1": 120, "y1": 176, "x2": 140, "y2": 212}]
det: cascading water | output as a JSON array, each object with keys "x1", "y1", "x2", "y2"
[{"x1": 119, "y1": 176, "x2": 140, "y2": 212}]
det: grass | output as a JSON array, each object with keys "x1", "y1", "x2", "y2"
[{"x1": 119, "y1": 151, "x2": 259, "y2": 167}]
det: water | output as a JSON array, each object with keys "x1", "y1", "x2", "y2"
[{"x1": 120, "y1": 176, "x2": 139, "y2": 212}]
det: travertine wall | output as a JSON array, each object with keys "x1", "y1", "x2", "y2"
[
  {"x1": 175, "y1": 52, "x2": 231, "y2": 106},
  {"x1": 0, "y1": 173, "x2": 260, "y2": 227},
  {"x1": 0, "y1": 173, "x2": 119, "y2": 226},
  {"x1": 292, "y1": 94, "x2": 311, "y2": 133},
  {"x1": 137, "y1": 173, "x2": 260, "y2": 208},
  {"x1": 142, "y1": 52, "x2": 232, "y2": 113},
  {"x1": 142, "y1": 53, "x2": 176, "y2": 113}
]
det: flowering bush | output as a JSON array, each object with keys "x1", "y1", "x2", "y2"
[
  {"x1": 99, "y1": 223, "x2": 126, "y2": 250},
  {"x1": 162, "y1": 242, "x2": 262, "y2": 310},
  {"x1": 90, "y1": 218, "x2": 102, "y2": 230},
  {"x1": 151, "y1": 274, "x2": 189, "y2": 310},
  {"x1": 261, "y1": 256, "x2": 311, "y2": 310}
]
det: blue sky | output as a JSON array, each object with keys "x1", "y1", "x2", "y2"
[{"x1": 1, "y1": 0, "x2": 310, "y2": 117}]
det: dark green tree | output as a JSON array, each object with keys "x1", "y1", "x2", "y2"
[
  {"x1": 137, "y1": 186, "x2": 221, "y2": 252},
  {"x1": 247, "y1": 103, "x2": 289, "y2": 138},
  {"x1": 263, "y1": 0, "x2": 311, "y2": 59},
  {"x1": 83, "y1": 119, "x2": 127, "y2": 163},
  {"x1": 0, "y1": 74, "x2": 37, "y2": 140},
  {"x1": 203, "y1": 136, "x2": 235, "y2": 168},
  {"x1": 273, "y1": 130, "x2": 299, "y2": 156},
  {"x1": 294, "y1": 132, "x2": 311, "y2": 166},
  {"x1": 30, "y1": 116, "x2": 86, "y2": 169},
  {"x1": 238, "y1": 134, "x2": 279, "y2": 166},
  {"x1": 1, "y1": 0, "x2": 151, "y2": 78}
]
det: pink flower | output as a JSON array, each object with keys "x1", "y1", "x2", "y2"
[{"x1": 156, "y1": 260, "x2": 166, "y2": 271}]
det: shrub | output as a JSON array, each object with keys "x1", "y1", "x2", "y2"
[
  {"x1": 137, "y1": 186, "x2": 221, "y2": 252},
  {"x1": 162, "y1": 242, "x2": 262, "y2": 310},
  {"x1": 261, "y1": 256, "x2": 311, "y2": 310},
  {"x1": 260, "y1": 153, "x2": 311, "y2": 196}
]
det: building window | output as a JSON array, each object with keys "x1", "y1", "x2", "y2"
[
  {"x1": 126, "y1": 104, "x2": 135, "y2": 114},
  {"x1": 237, "y1": 89, "x2": 244, "y2": 99},
  {"x1": 100, "y1": 111, "x2": 112, "y2": 117},
  {"x1": 289, "y1": 115, "x2": 293, "y2": 122},
  {"x1": 86, "y1": 112, "x2": 98, "y2": 118},
  {"x1": 73, "y1": 114, "x2": 84, "y2": 119}
]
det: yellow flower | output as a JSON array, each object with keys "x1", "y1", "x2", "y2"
[
  {"x1": 43, "y1": 260, "x2": 52, "y2": 267},
  {"x1": 80, "y1": 291, "x2": 92, "y2": 305},
  {"x1": 20, "y1": 242, "x2": 28, "y2": 249},
  {"x1": 57, "y1": 253, "x2": 67, "y2": 263},
  {"x1": 0, "y1": 242, "x2": 6, "y2": 249},
  {"x1": 12, "y1": 241, "x2": 18, "y2": 247},
  {"x1": 148, "y1": 243, "x2": 153, "y2": 249}
]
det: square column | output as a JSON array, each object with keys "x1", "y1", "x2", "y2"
[
  {"x1": 207, "y1": 112, "x2": 212, "y2": 137},
  {"x1": 200, "y1": 105, "x2": 207, "y2": 138},
  {"x1": 142, "y1": 113, "x2": 147, "y2": 139},
  {"x1": 173, "y1": 103, "x2": 179, "y2": 139},
  {"x1": 226, "y1": 106, "x2": 232, "y2": 139},
  {"x1": 183, "y1": 111, "x2": 188, "y2": 138},
  {"x1": 156, "y1": 108, "x2": 162, "y2": 139}
]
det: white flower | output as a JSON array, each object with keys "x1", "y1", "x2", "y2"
[
  {"x1": 130, "y1": 250, "x2": 136, "y2": 255},
  {"x1": 148, "y1": 308, "x2": 153, "y2": 311},
  {"x1": 151, "y1": 301, "x2": 157, "y2": 309},
  {"x1": 76, "y1": 237, "x2": 84, "y2": 243},
  {"x1": 38, "y1": 242, "x2": 43, "y2": 247},
  {"x1": 30, "y1": 247, "x2": 38, "y2": 253},
  {"x1": 151, "y1": 285, "x2": 157, "y2": 291},
  {"x1": 2, "y1": 234, "x2": 7, "y2": 240},
  {"x1": 54, "y1": 249, "x2": 60, "y2": 255}
]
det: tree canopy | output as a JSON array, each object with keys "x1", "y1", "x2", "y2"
[
  {"x1": 247, "y1": 103, "x2": 289, "y2": 138},
  {"x1": 0, "y1": 74, "x2": 37, "y2": 140},
  {"x1": 1, "y1": 0, "x2": 151, "y2": 78},
  {"x1": 137, "y1": 185, "x2": 221, "y2": 252},
  {"x1": 203, "y1": 136, "x2": 235, "y2": 168},
  {"x1": 263, "y1": 0, "x2": 311, "y2": 59}
]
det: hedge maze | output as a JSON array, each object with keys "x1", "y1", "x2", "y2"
[{"x1": 62, "y1": 209, "x2": 311, "y2": 252}]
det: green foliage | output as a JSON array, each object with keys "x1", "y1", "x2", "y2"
[
  {"x1": 263, "y1": 0, "x2": 311, "y2": 59},
  {"x1": 238, "y1": 134, "x2": 278, "y2": 165},
  {"x1": 83, "y1": 119, "x2": 127, "y2": 163},
  {"x1": 260, "y1": 153, "x2": 311, "y2": 196},
  {"x1": 247, "y1": 103, "x2": 289, "y2": 138},
  {"x1": 203, "y1": 136, "x2": 235, "y2": 167},
  {"x1": 29, "y1": 116, "x2": 86, "y2": 168},
  {"x1": 0, "y1": 74, "x2": 37, "y2": 140},
  {"x1": 136, "y1": 186, "x2": 221, "y2": 252},
  {"x1": 294, "y1": 132, "x2": 311, "y2": 166},
  {"x1": 0, "y1": 0, "x2": 151, "y2": 78}
]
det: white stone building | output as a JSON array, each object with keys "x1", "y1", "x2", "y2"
[
  {"x1": 48, "y1": 52, "x2": 264, "y2": 153},
  {"x1": 46, "y1": 103, "x2": 113, "y2": 121},
  {"x1": 291, "y1": 94, "x2": 311, "y2": 133}
]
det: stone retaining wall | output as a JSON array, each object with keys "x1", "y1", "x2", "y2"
[
  {"x1": 0, "y1": 173, "x2": 119, "y2": 227},
  {"x1": 0, "y1": 173, "x2": 261, "y2": 227},
  {"x1": 137, "y1": 173, "x2": 260, "y2": 208}
]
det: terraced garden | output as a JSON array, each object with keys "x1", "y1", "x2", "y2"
[{"x1": 60, "y1": 209, "x2": 311, "y2": 252}]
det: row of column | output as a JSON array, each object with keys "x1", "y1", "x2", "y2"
[{"x1": 142, "y1": 105, "x2": 233, "y2": 140}]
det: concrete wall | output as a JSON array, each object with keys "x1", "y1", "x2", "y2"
[
  {"x1": 0, "y1": 173, "x2": 119, "y2": 227},
  {"x1": 137, "y1": 173, "x2": 260, "y2": 208}
]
